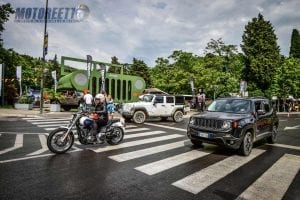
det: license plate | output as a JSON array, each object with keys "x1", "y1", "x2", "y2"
[{"x1": 198, "y1": 132, "x2": 209, "y2": 138}]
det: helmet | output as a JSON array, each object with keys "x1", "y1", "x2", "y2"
[{"x1": 95, "y1": 93, "x2": 105, "y2": 101}]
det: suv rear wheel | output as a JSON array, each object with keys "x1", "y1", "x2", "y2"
[
  {"x1": 239, "y1": 131, "x2": 253, "y2": 156},
  {"x1": 133, "y1": 111, "x2": 146, "y2": 124},
  {"x1": 173, "y1": 110, "x2": 184, "y2": 122}
]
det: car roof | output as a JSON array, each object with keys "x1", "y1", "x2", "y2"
[{"x1": 217, "y1": 96, "x2": 268, "y2": 101}]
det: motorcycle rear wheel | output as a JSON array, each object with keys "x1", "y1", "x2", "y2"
[
  {"x1": 107, "y1": 127, "x2": 124, "y2": 145},
  {"x1": 47, "y1": 128, "x2": 74, "y2": 154}
]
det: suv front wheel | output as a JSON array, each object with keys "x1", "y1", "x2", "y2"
[
  {"x1": 133, "y1": 111, "x2": 146, "y2": 124},
  {"x1": 173, "y1": 110, "x2": 184, "y2": 122},
  {"x1": 239, "y1": 131, "x2": 253, "y2": 156}
]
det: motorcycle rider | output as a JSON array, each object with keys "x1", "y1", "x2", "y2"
[{"x1": 89, "y1": 93, "x2": 108, "y2": 142}]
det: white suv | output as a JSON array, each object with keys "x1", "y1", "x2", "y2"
[{"x1": 120, "y1": 94, "x2": 187, "y2": 124}]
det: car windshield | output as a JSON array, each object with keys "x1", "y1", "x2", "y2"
[
  {"x1": 207, "y1": 99, "x2": 251, "y2": 114},
  {"x1": 140, "y1": 94, "x2": 154, "y2": 102}
]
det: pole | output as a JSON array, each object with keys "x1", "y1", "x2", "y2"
[{"x1": 40, "y1": 0, "x2": 48, "y2": 114}]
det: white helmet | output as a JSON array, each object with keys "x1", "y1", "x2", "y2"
[{"x1": 95, "y1": 93, "x2": 105, "y2": 101}]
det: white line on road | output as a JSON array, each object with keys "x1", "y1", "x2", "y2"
[
  {"x1": 31, "y1": 121, "x2": 69, "y2": 125},
  {"x1": 126, "y1": 128, "x2": 150, "y2": 133},
  {"x1": 26, "y1": 135, "x2": 48, "y2": 156},
  {"x1": 135, "y1": 149, "x2": 213, "y2": 175},
  {"x1": 267, "y1": 143, "x2": 300, "y2": 151},
  {"x1": 0, "y1": 134, "x2": 23, "y2": 155},
  {"x1": 90, "y1": 134, "x2": 184, "y2": 153},
  {"x1": 25, "y1": 118, "x2": 70, "y2": 122},
  {"x1": 124, "y1": 131, "x2": 165, "y2": 139},
  {"x1": 172, "y1": 149, "x2": 265, "y2": 194},
  {"x1": 37, "y1": 123, "x2": 68, "y2": 127},
  {"x1": 144, "y1": 122, "x2": 186, "y2": 132},
  {"x1": 109, "y1": 140, "x2": 189, "y2": 162},
  {"x1": 237, "y1": 154, "x2": 300, "y2": 200}
]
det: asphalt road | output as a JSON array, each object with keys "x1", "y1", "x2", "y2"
[{"x1": 0, "y1": 115, "x2": 299, "y2": 200}]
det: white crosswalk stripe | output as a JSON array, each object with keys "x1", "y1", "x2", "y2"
[
  {"x1": 109, "y1": 140, "x2": 189, "y2": 162},
  {"x1": 172, "y1": 149, "x2": 265, "y2": 194},
  {"x1": 26, "y1": 134, "x2": 48, "y2": 156},
  {"x1": 135, "y1": 149, "x2": 213, "y2": 175},
  {"x1": 237, "y1": 154, "x2": 300, "y2": 200},
  {"x1": 90, "y1": 134, "x2": 184, "y2": 153}
]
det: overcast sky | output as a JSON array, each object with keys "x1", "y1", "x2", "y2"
[{"x1": 1, "y1": 0, "x2": 300, "y2": 67}]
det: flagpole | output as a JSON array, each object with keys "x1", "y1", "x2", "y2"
[{"x1": 40, "y1": 0, "x2": 48, "y2": 114}]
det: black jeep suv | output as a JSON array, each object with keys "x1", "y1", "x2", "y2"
[{"x1": 187, "y1": 97, "x2": 279, "y2": 156}]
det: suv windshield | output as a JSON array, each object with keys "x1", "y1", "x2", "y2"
[
  {"x1": 208, "y1": 99, "x2": 251, "y2": 114},
  {"x1": 140, "y1": 94, "x2": 154, "y2": 102}
]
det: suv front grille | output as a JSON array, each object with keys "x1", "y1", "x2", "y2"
[{"x1": 195, "y1": 118, "x2": 223, "y2": 129}]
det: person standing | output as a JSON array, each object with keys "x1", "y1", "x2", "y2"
[
  {"x1": 106, "y1": 94, "x2": 115, "y2": 120},
  {"x1": 83, "y1": 90, "x2": 93, "y2": 111}
]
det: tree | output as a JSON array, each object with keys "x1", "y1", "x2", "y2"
[
  {"x1": 108, "y1": 56, "x2": 121, "y2": 73},
  {"x1": 0, "y1": 3, "x2": 14, "y2": 45},
  {"x1": 130, "y1": 58, "x2": 152, "y2": 87},
  {"x1": 241, "y1": 13, "x2": 281, "y2": 95},
  {"x1": 289, "y1": 29, "x2": 300, "y2": 58}
]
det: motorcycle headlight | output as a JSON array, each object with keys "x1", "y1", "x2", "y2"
[{"x1": 222, "y1": 120, "x2": 232, "y2": 129}]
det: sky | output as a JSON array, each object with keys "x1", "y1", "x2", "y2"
[{"x1": 1, "y1": 0, "x2": 300, "y2": 67}]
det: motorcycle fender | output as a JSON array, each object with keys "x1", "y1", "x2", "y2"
[{"x1": 111, "y1": 122, "x2": 125, "y2": 132}]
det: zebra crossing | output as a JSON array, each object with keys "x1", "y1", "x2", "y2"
[{"x1": 0, "y1": 117, "x2": 299, "y2": 198}]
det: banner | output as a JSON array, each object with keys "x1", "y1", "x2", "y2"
[
  {"x1": 16, "y1": 66, "x2": 22, "y2": 96},
  {"x1": 51, "y1": 70, "x2": 57, "y2": 93}
]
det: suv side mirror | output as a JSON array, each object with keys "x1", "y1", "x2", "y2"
[{"x1": 257, "y1": 109, "x2": 266, "y2": 115}]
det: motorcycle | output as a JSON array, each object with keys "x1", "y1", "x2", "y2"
[{"x1": 47, "y1": 111, "x2": 125, "y2": 154}]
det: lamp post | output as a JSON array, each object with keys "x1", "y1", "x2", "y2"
[
  {"x1": 86, "y1": 55, "x2": 92, "y2": 90},
  {"x1": 99, "y1": 63, "x2": 106, "y2": 93},
  {"x1": 40, "y1": 0, "x2": 49, "y2": 114}
]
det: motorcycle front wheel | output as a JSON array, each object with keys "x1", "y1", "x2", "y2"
[
  {"x1": 107, "y1": 127, "x2": 124, "y2": 145},
  {"x1": 47, "y1": 128, "x2": 74, "y2": 154}
]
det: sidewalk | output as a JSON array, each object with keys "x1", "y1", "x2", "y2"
[{"x1": 0, "y1": 108, "x2": 299, "y2": 118}]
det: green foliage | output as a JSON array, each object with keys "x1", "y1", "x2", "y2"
[
  {"x1": 44, "y1": 89, "x2": 65, "y2": 104},
  {"x1": 289, "y1": 29, "x2": 300, "y2": 58},
  {"x1": 17, "y1": 95, "x2": 33, "y2": 104},
  {"x1": 129, "y1": 58, "x2": 152, "y2": 87},
  {"x1": 0, "y1": 3, "x2": 14, "y2": 39},
  {"x1": 241, "y1": 13, "x2": 281, "y2": 94}
]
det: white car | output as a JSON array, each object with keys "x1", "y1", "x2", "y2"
[{"x1": 120, "y1": 94, "x2": 186, "y2": 124}]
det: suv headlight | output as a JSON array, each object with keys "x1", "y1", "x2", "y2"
[
  {"x1": 222, "y1": 120, "x2": 232, "y2": 129},
  {"x1": 189, "y1": 117, "x2": 195, "y2": 125}
]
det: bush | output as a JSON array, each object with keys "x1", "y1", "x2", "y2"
[{"x1": 17, "y1": 95, "x2": 33, "y2": 104}]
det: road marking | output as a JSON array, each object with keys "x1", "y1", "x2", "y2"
[
  {"x1": 144, "y1": 122, "x2": 186, "y2": 132},
  {"x1": 25, "y1": 118, "x2": 70, "y2": 122},
  {"x1": 124, "y1": 131, "x2": 165, "y2": 139},
  {"x1": 90, "y1": 134, "x2": 184, "y2": 153},
  {"x1": 237, "y1": 154, "x2": 300, "y2": 200},
  {"x1": 31, "y1": 121, "x2": 69, "y2": 125},
  {"x1": 37, "y1": 123, "x2": 68, "y2": 127},
  {"x1": 125, "y1": 125, "x2": 137, "y2": 128},
  {"x1": 126, "y1": 128, "x2": 150, "y2": 133},
  {"x1": 267, "y1": 143, "x2": 300, "y2": 151},
  {"x1": 109, "y1": 140, "x2": 189, "y2": 162},
  {"x1": 172, "y1": 149, "x2": 265, "y2": 194},
  {"x1": 26, "y1": 135, "x2": 48, "y2": 156},
  {"x1": 0, "y1": 132, "x2": 48, "y2": 135},
  {"x1": 0, "y1": 149, "x2": 83, "y2": 164},
  {"x1": 135, "y1": 149, "x2": 213, "y2": 175},
  {"x1": 0, "y1": 134, "x2": 23, "y2": 155},
  {"x1": 284, "y1": 125, "x2": 300, "y2": 130}
]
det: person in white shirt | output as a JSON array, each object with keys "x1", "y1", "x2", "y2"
[{"x1": 83, "y1": 90, "x2": 93, "y2": 111}]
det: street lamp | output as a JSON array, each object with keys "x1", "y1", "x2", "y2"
[{"x1": 40, "y1": 0, "x2": 49, "y2": 114}]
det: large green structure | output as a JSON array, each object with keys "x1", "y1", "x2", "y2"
[{"x1": 58, "y1": 56, "x2": 146, "y2": 103}]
